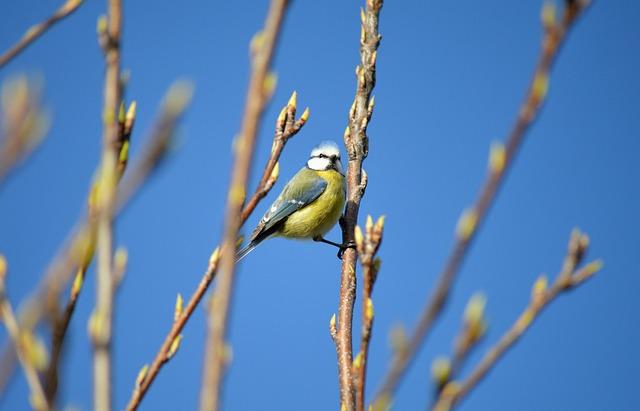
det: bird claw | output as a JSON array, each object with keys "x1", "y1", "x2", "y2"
[{"x1": 337, "y1": 241, "x2": 357, "y2": 260}]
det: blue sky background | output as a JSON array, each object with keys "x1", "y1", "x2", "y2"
[{"x1": 1, "y1": 1, "x2": 638, "y2": 410}]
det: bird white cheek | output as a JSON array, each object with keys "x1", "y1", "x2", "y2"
[{"x1": 307, "y1": 157, "x2": 330, "y2": 171}]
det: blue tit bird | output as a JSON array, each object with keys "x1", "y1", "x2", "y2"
[{"x1": 236, "y1": 141, "x2": 347, "y2": 262}]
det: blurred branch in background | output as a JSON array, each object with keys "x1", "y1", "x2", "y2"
[
  {"x1": 450, "y1": 293, "x2": 488, "y2": 379},
  {"x1": 199, "y1": 0, "x2": 290, "y2": 409},
  {"x1": 125, "y1": 91, "x2": 307, "y2": 411},
  {"x1": 43, "y1": 99, "x2": 136, "y2": 404},
  {"x1": 90, "y1": 0, "x2": 124, "y2": 408},
  {"x1": 0, "y1": 76, "x2": 50, "y2": 186},
  {"x1": 429, "y1": 292, "x2": 488, "y2": 404},
  {"x1": 0, "y1": 0, "x2": 84, "y2": 70},
  {"x1": 374, "y1": 1, "x2": 591, "y2": 406},
  {"x1": 352, "y1": 216, "x2": 384, "y2": 411},
  {"x1": 336, "y1": 0, "x2": 382, "y2": 409},
  {"x1": 0, "y1": 82, "x2": 193, "y2": 405},
  {"x1": 0, "y1": 256, "x2": 50, "y2": 411},
  {"x1": 432, "y1": 230, "x2": 603, "y2": 411}
]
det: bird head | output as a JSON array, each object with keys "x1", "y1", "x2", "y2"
[{"x1": 307, "y1": 141, "x2": 344, "y2": 175}]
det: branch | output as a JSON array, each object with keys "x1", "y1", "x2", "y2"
[
  {"x1": 0, "y1": 0, "x2": 84, "y2": 69},
  {"x1": 0, "y1": 257, "x2": 50, "y2": 411},
  {"x1": 374, "y1": 1, "x2": 591, "y2": 405},
  {"x1": 428, "y1": 293, "x2": 487, "y2": 408},
  {"x1": 124, "y1": 93, "x2": 306, "y2": 411},
  {"x1": 241, "y1": 91, "x2": 308, "y2": 222},
  {"x1": 199, "y1": 3, "x2": 290, "y2": 409},
  {"x1": 432, "y1": 230, "x2": 603, "y2": 410},
  {"x1": 90, "y1": 0, "x2": 123, "y2": 409},
  {"x1": 0, "y1": 82, "x2": 192, "y2": 401},
  {"x1": 451, "y1": 293, "x2": 487, "y2": 379},
  {"x1": 353, "y1": 216, "x2": 384, "y2": 411},
  {"x1": 43, "y1": 100, "x2": 136, "y2": 404},
  {"x1": 337, "y1": 1, "x2": 383, "y2": 410}
]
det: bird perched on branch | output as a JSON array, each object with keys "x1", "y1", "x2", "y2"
[{"x1": 236, "y1": 141, "x2": 348, "y2": 262}]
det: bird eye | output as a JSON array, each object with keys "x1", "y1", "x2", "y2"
[{"x1": 318, "y1": 153, "x2": 328, "y2": 159}]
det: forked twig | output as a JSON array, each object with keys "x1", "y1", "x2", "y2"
[{"x1": 432, "y1": 230, "x2": 602, "y2": 411}]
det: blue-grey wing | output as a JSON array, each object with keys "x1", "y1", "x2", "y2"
[{"x1": 250, "y1": 168, "x2": 327, "y2": 241}]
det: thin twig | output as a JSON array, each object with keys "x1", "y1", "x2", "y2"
[
  {"x1": 0, "y1": 0, "x2": 84, "y2": 69},
  {"x1": 43, "y1": 266, "x2": 85, "y2": 402},
  {"x1": 374, "y1": 1, "x2": 591, "y2": 405},
  {"x1": 432, "y1": 230, "x2": 603, "y2": 411},
  {"x1": 241, "y1": 92, "x2": 308, "y2": 222},
  {"x1": 426, "y1": 294, "x2": 487, "y2": 410},
  {"x1": 451, "y1": 293, "x2": 487, "y2": 379},
  {"x1": 353, "y1": 217, "x2": 384, "y2": 411},
  {"x1": 124, "y1": 96, "x2": 306, "y2": 411},
  {"x1": 199, "y1": 3, "x2": 289, "y2": 409},
  {"x1": 338, "y1": 1, "x2": 383, "y2": 410},
  {"x1": 0, "y1": 259, "x2": 50, "y2": 411}
]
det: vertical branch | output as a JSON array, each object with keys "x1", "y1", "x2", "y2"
[
  {"x1": 0, "y1": 0, "x2": 84, "y2": 69},
  {"x1": 374, "y1": 1, "x2": 591, "y2": 405},
  {"x1": 90, "y1": 1, "x2": 122, "y2": 411},
  {"x1": 44, "y1": 100, "x2": 136, "y2": 404},
  {"x1": 199, "y1": 1, "x2": 289, "y2": 411},
  {"x1": 353, "y1": 217, "x2": 384, "y2": 411},
  {"x1": 337, "y1": 1, "x2": 383, "y2": 410}
]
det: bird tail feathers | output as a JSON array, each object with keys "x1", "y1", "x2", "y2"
[{"x1": 235, "y1": 240, "x2": 259, "y2": 263}]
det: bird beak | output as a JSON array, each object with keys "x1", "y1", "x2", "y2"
[{"x1": 335, "y1": 158, "x2": 344, "y2": 175}]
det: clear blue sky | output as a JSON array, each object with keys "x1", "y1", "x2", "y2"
[{"x1": 1, "y1": 1, "x2": 638, "y2": 410}]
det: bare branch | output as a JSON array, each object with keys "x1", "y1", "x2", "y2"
[
  {"x1": 451, "y1": 293, "x2": 487, "y2": 379},
  {"x1": 241, "y1": 91, "x2": 308, "y2": 222},
  {"x1": 433, "y1": 230, "x2": 603, "y2": 410},
  {"x1": 0, "y1": 0, "x2": 84, "y2": 69},
  {"x1": 44, "y1": 100, "x2": 136, "y2": 404},
  {"x1": 374, "y1": 1, "x2": 591, "y2": 405},
  {"x1": 198, "y1": 1, "x2": 289, "y2": 408},
  {"x1": 353, "y1": 216, "x2": 384, "y2": 411},
  {"x1": 90, "y1": 0, "x2": 124, "y2": 409},
  {"x1": 337, "y1": 1, "x2": 383, "y2": 410},
  {"x1": 0, "y1": 256, "x2": 50, "y2": 411}
]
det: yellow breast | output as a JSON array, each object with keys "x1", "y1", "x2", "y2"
[{"x1": 280, "y1": 170, "x2": 345, "y2": 239}]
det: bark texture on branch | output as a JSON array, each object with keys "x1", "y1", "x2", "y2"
[{"x1": 336, "y1": 1, "x2": 383, "y2": 410}]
